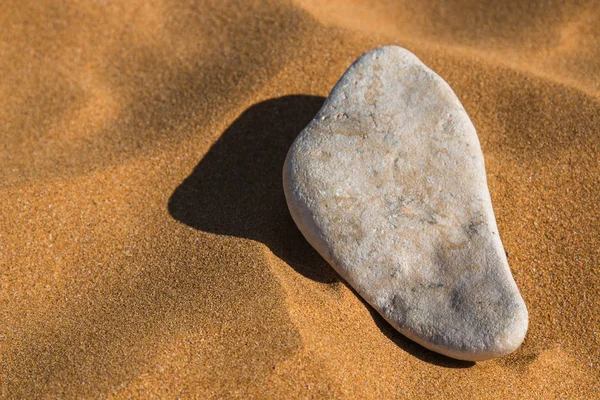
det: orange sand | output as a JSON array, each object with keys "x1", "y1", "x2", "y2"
[{"x1": 1, "y1": 1, "x2": 599, "y2": 398}]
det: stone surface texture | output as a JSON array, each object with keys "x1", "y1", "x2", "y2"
[{"x1": 283, "y1": 46, "x2": 528, "y2": 361}]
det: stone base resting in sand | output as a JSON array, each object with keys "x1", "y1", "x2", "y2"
[{"x1": 283, "y1": 46, "x2": 528, "y2": 361}]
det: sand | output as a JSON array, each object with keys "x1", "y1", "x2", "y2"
[{"x1": 0, "y1": 0, "x2": 598, "y2": 398}]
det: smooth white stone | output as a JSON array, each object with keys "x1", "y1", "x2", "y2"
[{"x1": 283, "y1": 46, "x2": 528, "y2": 361}]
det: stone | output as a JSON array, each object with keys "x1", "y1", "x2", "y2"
[{"x1": 282, "y1": 46, "x2": 528, "y2": 361}]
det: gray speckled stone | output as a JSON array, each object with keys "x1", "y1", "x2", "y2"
[{"x1": 283, "y1": 46, "x2": 528, "y2": 361}]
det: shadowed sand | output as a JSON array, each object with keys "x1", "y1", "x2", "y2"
[
  {"x1": 169, "y1": 96, "x2": 336, "y2": 284},
  {"x1": 1, "y1": 0, "x2": 599, "y2": 398}
]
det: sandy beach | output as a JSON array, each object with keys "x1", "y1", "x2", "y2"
[{"x1": 1, "y1": 0, "x2": 599, "y2": 398}]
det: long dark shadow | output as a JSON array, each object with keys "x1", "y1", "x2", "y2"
[
  {"x1": 168, "y1": 95, "x2": 474, "y2": 368},
  {"x1": 168, "y1": 95, "x2": 337, "y2": 283}
]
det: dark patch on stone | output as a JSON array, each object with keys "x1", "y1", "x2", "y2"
[
  {"x1": 384, "y1": 294, "x2": 408, "y2": 327},
  {"x1": 450, "y1": 288, "x2": 463, "y2": 312}
]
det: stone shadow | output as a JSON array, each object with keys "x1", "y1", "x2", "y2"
[{"x1": 168, "y1": 95, "x2": 337, "y2": 283}]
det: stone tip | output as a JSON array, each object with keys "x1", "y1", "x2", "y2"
[
  {"x1": 486, "y1": 300, "x2": 529, "y2": 360},
  {"x1": 431, "y1": 298, "x2": 529, "y2": 362}
]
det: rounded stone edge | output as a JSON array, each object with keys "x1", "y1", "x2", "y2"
[{"x1": 388, "y1": 301, "x2": 529, "y2": 361}]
